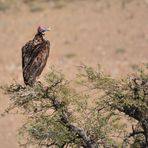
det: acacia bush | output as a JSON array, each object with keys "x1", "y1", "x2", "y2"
[
  {"x1": 2, "y1": 65, "x2": 148, "y2": 148},
  {"x1": 81, "y1": 65, "x2": 148, "y2": 148}
]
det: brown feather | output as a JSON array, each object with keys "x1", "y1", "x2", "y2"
[{"x1": 22, "y1": 33, "x2": 50, "y2": 86}]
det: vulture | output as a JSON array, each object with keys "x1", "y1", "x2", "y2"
[{"x1": 22, "y1": 26, "x2": 50, "y2": 86}]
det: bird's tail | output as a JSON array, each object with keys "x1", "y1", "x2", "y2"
[{"x1": 23, "y1": 72, "x2": 35, "y2": 87}]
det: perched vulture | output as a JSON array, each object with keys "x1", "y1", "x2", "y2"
[{"x1": 22, "y1": 26, "x2": 50, "y2": 86}]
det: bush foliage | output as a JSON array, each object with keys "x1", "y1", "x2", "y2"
[{"x1": 2, "y1": 65, "x2": 148, "y2": 148}]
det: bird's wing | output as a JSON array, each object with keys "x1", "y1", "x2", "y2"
[
  {"x1": 22, "y1": 40, "x2": 34, "y2": 69},
  {"x1": 22, "y1": 41, "x2": 50, "y2": 86}
]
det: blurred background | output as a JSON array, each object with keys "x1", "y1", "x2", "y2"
[{"x1": 0, "y1": 0, "x2": 148, "y2": 147}]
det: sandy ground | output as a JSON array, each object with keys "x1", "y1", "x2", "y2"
[{"x1": 0, "y1": 0, "x2": 148, "y2": 147}]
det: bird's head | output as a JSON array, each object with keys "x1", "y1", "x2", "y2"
[{"x1": 37, "y1": 26, "x2": 51, "y2": 35}]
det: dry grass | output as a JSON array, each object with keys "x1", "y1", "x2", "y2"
[
  {"x1": 0, "y1": 0, "x2": 74, "y2": 11},
  {"x1": 0, "y1": 0, "x2": 137, "y2": 11}
]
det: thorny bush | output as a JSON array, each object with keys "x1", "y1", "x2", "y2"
[{"x1": 2, "y1": 65, "x2": 148, "y2": 148}]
